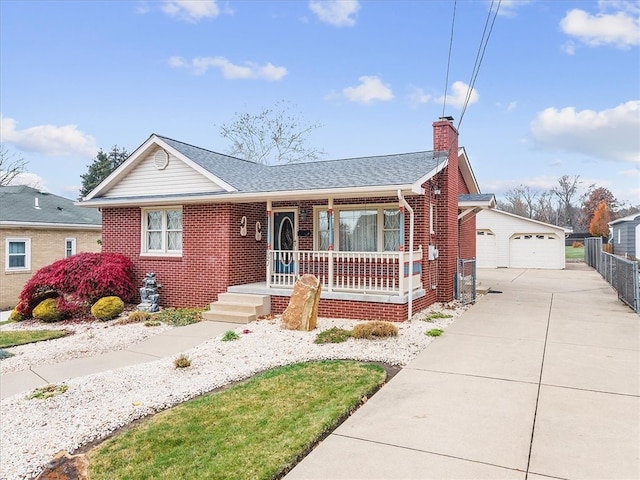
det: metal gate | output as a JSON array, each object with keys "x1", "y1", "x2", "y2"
[{"x1": 455, "y1": 258, "x2": 476, "y2": 305}]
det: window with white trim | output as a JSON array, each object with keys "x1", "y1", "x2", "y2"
[
  {"x1": 141, "y1": 207, "x2": 182, "y2": 255},
  {"x1": 65, "y1": 238, "x2": 76, "y2": 258},
  {"x1": 314, "y1": 205, "x2": 401, "y2": 252},
  {"x1": 5, "y1": 238, "x2": 31, "y2": 271}
]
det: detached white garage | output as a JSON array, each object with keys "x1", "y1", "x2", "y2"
[{"x1": 476, "y1": 209, "x2": 566, "y2": 269}]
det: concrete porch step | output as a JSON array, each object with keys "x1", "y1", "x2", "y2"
[
  {"x1": 201, "y1": 308, "x2": 256, "y2": 324},
  {"x1": 202, "y1": 293, "x2": 271, "y2": 324}
]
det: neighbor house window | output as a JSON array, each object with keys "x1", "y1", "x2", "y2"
[
  {"x1": 315, "y1": 205, "x2": 400, "y2": 252},
  {"x1": 142, "y1": 207, "x2": 182, "y2": 255},
  {"x1": 65, "y1": 238, "x2": 76, "y2": 258},
  {"x1": 5, "y1": 238, "x2": 31, "y2": 271}
]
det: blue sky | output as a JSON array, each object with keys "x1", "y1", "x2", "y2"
[{"x1": 1, "y1": 0, "x2": 639, "y2": 207}]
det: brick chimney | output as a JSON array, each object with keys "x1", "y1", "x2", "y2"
[{"x1": 432, "y1": 116, "x2": 459, "y2": 303}]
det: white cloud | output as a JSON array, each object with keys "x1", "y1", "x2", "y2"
[
  {"x1": 342, "y1": 76, "x2": 394, "y2": 104},
  {"x1": 436, "y1": 81, "x2": 479, "y2": 110},
  {"x1": 0, "y1": 116, "x2": 96, "y2": 158},
  {"x1": 169, "y1": 56, "x2": 287, "y2": 80},
  {"x1": 560, "y1": 2, "x2": 640, "y2": 49},
  {"x1": 309, "y1": 0, "x2": 360, "y2": 27},
  {"x1": 530, "y1": 100, "x2": 640, "y2": 163},
  {"x1": 494, "y1": 0, "x2": 533, "y2": 17},
  {"x1": 162, "y1": 0, "x2": 220, "y2": 22},
  {"x1": 407, "y1": 86, "x2": 431, "y2": 107},
  {"x1": 7, "y1": 172, "x2": 45, "y2": 190}
]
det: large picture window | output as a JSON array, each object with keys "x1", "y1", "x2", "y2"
[
  {"x1": 315, "y1": 205, "x2": 401, "y2": 252},
  {"x1": 142, "y1": 207, "x2": 182, "y2": 255},
  {"x1": 5, "y1": 238, "x2": 31, "y2": 271}
]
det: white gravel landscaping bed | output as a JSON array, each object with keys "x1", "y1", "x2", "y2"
[{"x1": 0, "y1": 304, "x2": 466, "y2": 480}]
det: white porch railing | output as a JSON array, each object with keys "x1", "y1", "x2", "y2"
[{"x1": 267, "y1": 248, "x2": 422, "y2": 295}]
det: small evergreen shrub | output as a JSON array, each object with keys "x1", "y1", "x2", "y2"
[
  {"x1": 0, "y1": 349, "x2": 15, "y2": 360},
  {"x1": 315, "y1": 327, "x2": 352, "y2": 344},
  {"x1": 174, "y1": 354, "x2": 192, "y2": 369},
  {"x1": 426, "y1": 328, "x2": 443, "y2": 337},
  {"x1": 352, "y1": 321, "x2": 398, "y2": 339},
  {"x1": 222, "y1": 330, "x2": 240, "y2": 341},
  {"x1": 91, "y1": 296, "x2": 125, "y2": 321},
  {"x1": 144, "y1": 320, "x2": 162, "y2": 327},
  {"x1": 119, "y1": 311, "x2": 151, "y2": 325},
  {"x1": 32, "y1": 298, "x2": 65, "y2": 323},
  {"x1": 8, "y1": 309, "x2": 25, "y2": 322}
]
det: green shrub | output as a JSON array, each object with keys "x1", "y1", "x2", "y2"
[
  {"x1": 315, "y1": 327, "x2": 352, "y2": 344},
  {"x1": 119, "y1": 310, "x2": 151, "y2": 325},
  {"x1": 8, "y1": 309, "x2": 25, "y2": 322},
  {"x1": 424, "y1": 311, "x2": 453, "y2": 322},
  {"x1": 174, "y1": 354, "x2": 192, "y2": 369},
  {"x1": 144, "y1": 320, "x2": 162, "y2": 327},
  {"x1": 222, "y1": 330, "x2": 239, "y2": 341},
  {"x1": 32, "y1": 298, "x2": 65, "y2": 323},
  {"x1": 91, "y1": 296, "x2": 125, "y2": 321},
  {"x1": 27, "y1": 383, "x2": 68, "y2": 400},
  {"x1": 0, "y1": 349, "x2": 15, "y2": 360},
  {"x1": 426, "y1": 328, "x2": 443, "y2": 337},
  {"x1": 352, "y1": 321, "x2": 398, "y2": 339},
  {"x1": 154, "y1": 308, "x2": 203, "y2": 326}
]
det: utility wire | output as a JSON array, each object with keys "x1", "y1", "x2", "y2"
[
  {"x1": 441, "y1": 0, "x2": 457, "y2": 118},
  {"x1": 458, "y1": 0, "x2": 501, "y2": 131}
]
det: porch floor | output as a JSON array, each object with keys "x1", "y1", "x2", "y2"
[{"x1": 227, "y1": 282, "x2": 426, "y2": 305}]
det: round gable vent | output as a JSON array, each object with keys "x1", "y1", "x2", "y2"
[{"x1": 153, "y1": 149, "x2": 169, "y2": 170}]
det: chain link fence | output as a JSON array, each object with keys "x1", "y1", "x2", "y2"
[
  {"x1": 455, "y1": 258, "x2": 476, "y2": 305},
  {"x1": 585, "y1": 237, "x2": 639, "y2": 313}
]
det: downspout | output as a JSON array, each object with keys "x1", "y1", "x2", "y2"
[{"x1": 398, "y1": 190, "x2": 414, "y2": 321}]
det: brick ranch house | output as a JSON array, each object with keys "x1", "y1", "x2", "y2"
[{"x1": 80, "y1": 117, "x2": 495, "y2": 321}]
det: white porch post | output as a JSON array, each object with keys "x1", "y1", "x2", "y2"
[
  {"x1": 398, "y1": 190, "x2": 415, "y2": 321},
  {"x1": 266, "y1": 200, "x2": 272, "y2": 288},
  {"x1": 327, "y1": 197, "x2": 334, "y2": 292}
]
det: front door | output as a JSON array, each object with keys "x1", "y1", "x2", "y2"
[{"x1": 273, "y1": 210, "x2": 296, "y2": 274}]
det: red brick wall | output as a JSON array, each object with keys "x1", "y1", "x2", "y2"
[{"x1": 457, "y1": 168, "x2": 477, "y2": 260}]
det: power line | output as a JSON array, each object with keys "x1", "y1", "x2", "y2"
[
  {"x1": 458, "y1": 0, "x2": 502, "y2": 130},
  {"x1": 441, "y1": 0, "x2": 457, "y2": 118}
]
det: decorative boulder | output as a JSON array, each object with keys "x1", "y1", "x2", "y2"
[{"x1": 281, "y1": 274, "x2": 321, "y2": 331}]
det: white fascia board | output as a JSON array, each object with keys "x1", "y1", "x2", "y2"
[
  {"x1": 0, "y1": 221, "x2": 101, "y2": 230},
  {"x1": 413, "y1": 159, "x2": 448, "y2": 190},
  {"x1": 82, "y1": 135, "x2": 238, "y2": 202},
  {"x1": 78, "y1": 184, "x2": 422, "y2": 208},
  {"x1": 458, "y1": 147, "x2": 480, "y2": 194},
  {"x1": 154, "y1": 137, "x2": 238, "y2": 193}
]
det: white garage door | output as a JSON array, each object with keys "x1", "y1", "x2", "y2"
[
  {"x1": 509, "y1": 233, "x2": 560, "y2": 269},
  {"x1": 476, "y1": 230, "x2": 496, "y2": 268}
]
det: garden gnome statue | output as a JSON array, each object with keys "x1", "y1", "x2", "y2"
[{"x1": 138, "y1": 272, "x2": 160, "y2": 313}]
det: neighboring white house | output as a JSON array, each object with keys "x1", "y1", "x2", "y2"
[{"x1": 476, "y1": 209, "x2": 566, "y2": 269}]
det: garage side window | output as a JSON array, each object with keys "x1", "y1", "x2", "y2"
[{"x1": 6, "y1": 238, "x2": 31, "y2": 271}]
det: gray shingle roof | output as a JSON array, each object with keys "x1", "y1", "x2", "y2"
[
  {"x1": 158, "y1": 135, "x2": 448, "y2": 193},
  {"x1": 459, "y1": 193, "x2": 495, "y2": 203},
  {"x1": 0, "y1": 186, "x2": 101, "y2": 225}
]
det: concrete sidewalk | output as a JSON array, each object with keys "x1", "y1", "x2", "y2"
[
  {"x1": 286, "y1": 263, "x2": 640, "y2": 480},
  {"x1": 0, "y1": 321, "x2": 238, "y2": 399}
]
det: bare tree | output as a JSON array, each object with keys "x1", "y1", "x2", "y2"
[
  {"x1": 0, "y1": 145, "x2": 28, "y2": 186},
  {"x1": 534, "y1": 191, "x2": 557, "y2": 224},
  {"x1": 552, "y1": 174, "x2": 581, "y2": 228},
  {"x1": 219, "y1": 100, "x2": 325, "y2": 165},
  {"x1": 498, "y1": 185, "x2": 539, "y2": 218}
]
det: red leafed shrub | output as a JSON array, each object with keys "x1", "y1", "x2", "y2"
[{"x1": 17, "y1": 253, "x2": 136, "y2": 317}]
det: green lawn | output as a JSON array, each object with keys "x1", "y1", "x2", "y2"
[
  {"x1": 0, "y1": 329, "x2": 68, "y2": 348},
  {"x1": 88, "y1": 361, "x2": 386, "y2": 480},
  {"x1": 566, "y1": 246, "x2": 585, "y2": 260}
]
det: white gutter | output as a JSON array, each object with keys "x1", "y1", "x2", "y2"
[{"x1": 398, "y1": 190, "x2": 414, "y2": 321}]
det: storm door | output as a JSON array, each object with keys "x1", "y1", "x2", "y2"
[{"x1": 273, "y1": 210, "x2": 297, "y2": 274}]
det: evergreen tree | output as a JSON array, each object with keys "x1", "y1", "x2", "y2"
[{"x1": 79, "y1": 146, "x2": 128, "y2": 199}]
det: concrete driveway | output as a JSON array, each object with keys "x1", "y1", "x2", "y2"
[{"x1": 286, "y1": 264, "x2": 640, "y2": 479}]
